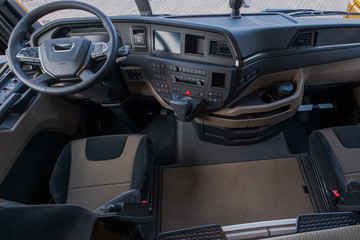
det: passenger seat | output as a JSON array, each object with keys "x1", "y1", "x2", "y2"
[{"x1": 309, "y1": 126, "x2": 360, "y2": 211}]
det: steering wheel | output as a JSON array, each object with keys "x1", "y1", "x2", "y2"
[{"x1": 7, "y1": 1, "x2": 118, "y2": 95}]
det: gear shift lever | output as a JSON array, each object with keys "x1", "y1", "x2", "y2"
[{"x1": 169, "y1": 98, "x2": 192, "y2": 122}]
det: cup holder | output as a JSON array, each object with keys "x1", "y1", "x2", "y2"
[{"x1": 259, "y1": 80, "x2": 295, "y2": 104}]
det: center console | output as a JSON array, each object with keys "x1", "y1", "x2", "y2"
[
  {"x1": 149, "y1": 57, "x2": 236, "y2": 108},
  {"x1": 143, "y1": 25, "x2": 239, "y2": 121}
]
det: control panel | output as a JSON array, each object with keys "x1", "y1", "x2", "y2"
[
  {"x1": 169, "y1": 65, "x2": 207, "y2": 91},
  {"x1": 0, "y1": 68, "x2": 21, "y2": 105},
  {"x1": 149, "y1": 57, "x2": 235, "y2": 107}
]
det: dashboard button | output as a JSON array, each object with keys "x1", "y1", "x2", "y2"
[{"x1": 197, "y1": 81, "x2": 204, "y2": 87}]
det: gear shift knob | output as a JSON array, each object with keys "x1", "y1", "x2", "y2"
[{"x1": 169, "y1": 98, "x2": 192, "y2": 122}]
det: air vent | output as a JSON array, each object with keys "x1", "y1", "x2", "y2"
[
  {"x1": 290, "y1": 32, "x2": 315, "y2": 48},
  {"x1": 209, "y1": 41, "x2": 233, "y2": 58}
]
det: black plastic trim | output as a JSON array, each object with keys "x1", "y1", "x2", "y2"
[{"x1": 192, "y1": 119, "x2": 288, "y2": 146}]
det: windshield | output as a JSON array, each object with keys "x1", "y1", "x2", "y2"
[
  {"x1": 16, "y1": 0, "x2": 351, "y2": 24},
  {"x1": 150, "y1": 0, "x2": 350, "y2": 15}
]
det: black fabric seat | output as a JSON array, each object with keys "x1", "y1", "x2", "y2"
[
  {"x1": 0, "y1": 134, "x2": 151, "y2": 210},
  {"x1": 49, "y1": 134, "x2": 150, "y2": 210},
  {"x1": 0, "y1": 134, "x2": 151, "y2": 239},
  {"x1": 309, "y1": 126, "x2": 360, "y2": 209}
]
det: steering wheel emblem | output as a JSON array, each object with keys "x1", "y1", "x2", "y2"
[{"x1": 52, "y1": 43, "x2": 74, "y2": 52}]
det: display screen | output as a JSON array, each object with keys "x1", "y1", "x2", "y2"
[{"x1": 154, "y1": 31, "x2": 181, "y2": 54}]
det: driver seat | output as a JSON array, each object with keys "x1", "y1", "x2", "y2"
[{"x1": 48, "y1": 134, "x2": 150, "y2": 210}]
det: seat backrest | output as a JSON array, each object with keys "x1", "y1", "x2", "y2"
[{"x1": 49, "y1": 134, "x2": 148, "y2": 210}]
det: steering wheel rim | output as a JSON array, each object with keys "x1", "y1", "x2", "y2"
[{"x1": 7, "y1": 1, "x2": 118, "y2": 95}]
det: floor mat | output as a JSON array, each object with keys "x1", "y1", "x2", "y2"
[{"x1": 161, "y1": 158, "x2": 314, "y2": 232}]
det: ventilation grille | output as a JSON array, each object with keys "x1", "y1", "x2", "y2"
[
  {"x1": 290, "y1": 32, "x2": 314, "y2": 48},
  {"x1": 209, "y1": 41, "x2": 233, "y2": 58}
]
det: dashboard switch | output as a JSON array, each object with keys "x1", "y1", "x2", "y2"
[
  {"x1": 132, "y1": 27, "x2": 147, "y2": 48},
  {"x1": 134, "y1": 34, "x2": 145, "y2": 45}
]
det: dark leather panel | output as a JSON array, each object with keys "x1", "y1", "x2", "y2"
[
  {"x1": 85, "y1": 135, "x2": 127, "y2": 161},
  {"x1": 309, "y1": 130, "x2": 347, "y2": 192},
  {"x1": 0, "y1": 205, "x2": 97, "y2": 240},
  {"x1": 332, "y1": 126, "x2": 360, "y2": 149},
  {"x1": 131, "y1": 136, "x2": 149, "y2": 191},
  {"x1": 49, "y1": 142, "x2": 72, "y2": 204}
]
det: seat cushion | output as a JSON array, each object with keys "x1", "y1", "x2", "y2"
[
  {"x1": 49, "y1": 135, "x2": 149, "y2": 210},
  {"x1": 309, "y1": 126, "x2": 360, "y2": 193}
]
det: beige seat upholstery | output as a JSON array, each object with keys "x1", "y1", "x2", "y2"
[{"x1": 49, "y1": 134, "x2": 150, "y2": 210}]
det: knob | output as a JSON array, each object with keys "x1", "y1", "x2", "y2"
[
  {"x1": 276, "y1": 81, "x2": 294, "y2": 99},
  {"x1": 171, "y1": 76, "x2": 178, "y2": 83},
  {"x1": 106, "y1": 203, "x2": 124, "y2": 213},
  {"x1": 197, "y1": 81, "x2": 204, "y2": 87},
  {"x1": 11, "y1": 79, "x2": 19, "y2": 85},
  {"x1": 174, "y1": 66, "x2": 179, "y2": 72}
]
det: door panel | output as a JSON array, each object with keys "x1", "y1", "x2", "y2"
[{"x1": 0, "y1": 93, "x2": 81, "y2": 184}]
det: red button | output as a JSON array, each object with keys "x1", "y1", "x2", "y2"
[
  {"x1": 333, "y1": 190, "x2": 340, "y2": 197},
  {"x1": 185, "y1": 90, "x2": 191, "y2": 95}
]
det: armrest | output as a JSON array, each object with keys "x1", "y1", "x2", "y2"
[{"x1": 93, "y1": 189, "x2": 154, "y2": 225}]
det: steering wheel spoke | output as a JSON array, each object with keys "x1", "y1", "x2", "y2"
[
  {"x1": 78, "y1": 69, "x2": 95, "y2": 82},
  {"x1": 32, "y1": 72, "x2": 57, "y2": 86},
  {"x1": 16, "y1": 47, "x2": 41, "y2": 65},
  {"x1": 90, "y1": 42, "x2": 109, "y2": 60}
]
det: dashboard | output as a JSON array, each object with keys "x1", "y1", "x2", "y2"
[{"x1": 27, "y1": 13, "x2": 360, "y2": 145}]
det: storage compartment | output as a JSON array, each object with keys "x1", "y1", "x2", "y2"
[{"x1": 185, "y1": 34, "x2": 205, "y2": 56}]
